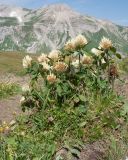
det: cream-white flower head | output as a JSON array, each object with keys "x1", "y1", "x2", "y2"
[
  {"x1": 20, "y1": 96, "x2": 25, "y2": 103},
  {"x1": 99, "y1": 37, "x2": 112, "y2": 50},
  {"x1": 23, "y1": 55, "x2": 32, "y2": 68},
  {"x1": 37, "y1": 53, "x2": 49, "y2": 63},
  {"x1": 22, "y1": 85, "x2": 30, "y2": 92},
  {"x1": 48, "y1": 50, "x2": 60, "y2": 61},
  {"x1": 64, "y1": 39, "x2": 75, "y2": 52},
  {"x1": 74, "y1": 34, "x2": 88, "y2": 49},
  {"x1": 91, "y1": 48, "x2": 103, "y2": 56},
  {"x1": 54, "y1": 62, "x2": 68, "y2": 72},
  {"x1": 47, "y1": 73, "x2": 57, "y2": 84},
  {"x1": 64, "y1": 35, "x2": 87, "y2": 52},
  {"x1": 72, "y1": 60, "x2": 79, "y2": 68},
  {"x1": 82, "y1": 55, "x2": 93, "y2": 65},
  {"x1": 41, "y1": 62, "x2": 51, "y2": 71}
]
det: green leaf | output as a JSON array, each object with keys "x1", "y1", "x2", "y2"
[
  {"x1": 110, "y1": 47, "x2": 116, "y2": 53},
  {"x1": 79, "y1": 95, "x2": 86, "y2": 102},
  {"x1": 115, "y1": 53, "x2": 121, "y2": 59},
  {"x1": 56, "y1": 85, "x2": 62, "y2": 96},
  {"x1": 69, "y1": 101, "x2": 75, "y2": 107},
  {"x1": 76, "y1": 105, "x2": 87, "y2": 113}
]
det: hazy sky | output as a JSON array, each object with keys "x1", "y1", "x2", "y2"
[{"x1": 0, "y1": 0, "x2": 128, "y2": 26}]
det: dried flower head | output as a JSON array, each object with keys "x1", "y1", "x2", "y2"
[
  {"x1": 37, "y1": 53, "x2": 49, "y2": 63},
  {"x1": 74, "y1": 34, "x2": 88, "y2": 49},
  {"x1": 41, "y1": 62, "x2": 51, "y2": 70},
  {"x1": 64, "y1": 39, "x2": 75, "y2": 52},
  {"x1": 99, "y1": 37, "x2": 112, "y2": 50},
  {"x1": 91, "y1": 48, "x2": 103, "y2": 56},
  {"x1": 54, "y1": 62, "x2": 68, "y2": 72},
  {"x1": 23, "y1": 55, "x2": 32, "y2": 68},
  {"x1": 47, "y1": 73, "x2": 57, "y2": 84},
  {"x1": 82, "y1": 55, "x2": 93, "y2": 65},
  {"x1": 109, "y1": 64, "x2": 118, "y2": 77},
  {"x1": 48, "y1": 50, "x2": 60, "y2": 61}
]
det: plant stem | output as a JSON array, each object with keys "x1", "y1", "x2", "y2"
[
  {"x1": 42, "y1": 88, "x2": 50, "y2": 109},
  {"x1": 79, "y1": 53, "x2": 81, "y2": 71}
]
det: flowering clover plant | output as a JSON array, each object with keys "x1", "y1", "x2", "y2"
[{"x1": 21, "y1": 35, "x2": 121, "y2": 111}]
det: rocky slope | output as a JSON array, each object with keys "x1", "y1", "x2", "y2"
[{"x1": 0, "y1": 4, "x2": 128, "y2": 53}]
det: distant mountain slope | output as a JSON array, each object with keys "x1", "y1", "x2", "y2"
[{"x1": 0, "y1": 4, "x2": 128, "y2": 53}]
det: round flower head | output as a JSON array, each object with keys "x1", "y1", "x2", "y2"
[
  {"x1": 99, "y1": 37, "x2": 112, "y2": 50},
  {"x1": 41, "y1": 62, "x2": 51, "y2": 71},
  {"x1": 37, "y1": 53, "x2": 49, "y2": 63},
  {"x1": 54, "y1": 62, "x2": 68, "y2": 72},
  {"x1": 47, "y1": 73, "x2": 57, "y2": 84},
  {"x1": 48, "y1": 50, "x2": 60, "y2": 61},
  {"x1": 74, "y1": 34, "x2": 88, "y2": 49},
  {"x1": 91, "y1": 48, "x2": 103, "y2": 56},
  {"x1": 82, "y1": 55, "x2": 93, "y2": 65},
  {"x1": 23, "y1": 55, "x2": 32, "y2": 68},
  {"x1": 64, "y1": 39, "x2": 75, "y2": 52}
]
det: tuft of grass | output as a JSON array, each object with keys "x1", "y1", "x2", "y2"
[
  {"x1": 107, "y1": 137, "x2": 128, "y2": 160},
  {"x1": 0, "y1": 82, "x2": 21, "y2": 99}
]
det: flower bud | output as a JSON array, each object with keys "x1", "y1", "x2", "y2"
[
  {"x1": 47, "y1": 73, "x2": 57, "y2": 84},
  {"x1": 23, "y1": 55, "x2": 32, "y2": 68},
  {"x1": 91, "y1": 48, "x2": 103, "y2": 56}
]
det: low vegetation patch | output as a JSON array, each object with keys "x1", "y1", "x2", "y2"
[{"x1": 0, "y1": 82, "x2": 20, "y2": 99}]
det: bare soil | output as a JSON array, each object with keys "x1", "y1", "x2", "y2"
[
  {"x1": 0, "y1": 73, "x2": 29, "y2": 122},
  {"x1": 0, "y1": 95, "x2": 21, "y2": 123}
]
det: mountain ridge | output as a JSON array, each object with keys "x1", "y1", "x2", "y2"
[{"x1": 0, "y1": 3, "x2": 128, "y2": 53}]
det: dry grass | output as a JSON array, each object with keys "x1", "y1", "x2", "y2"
[{"x1": 0, "y1": 51, "x2": 37, "y2": 75}]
